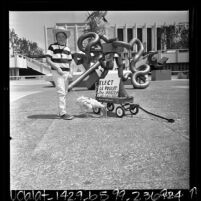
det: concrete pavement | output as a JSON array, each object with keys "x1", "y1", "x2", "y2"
[{"x1": 10, "y1": 79, "x2": 189, "y2": 189}]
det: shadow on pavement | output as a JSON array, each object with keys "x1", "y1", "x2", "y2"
[
  {"x1": 27, "y1": 113, "x2": 105, "y2": 119},
  {"x1": 74, "y1": 113, "x2": 102, "y2": 118},
  {"x1": 74, "y1": 111, "x2": 123, "y2": 118},
  {"x1": 27, "y1": 111, "x2": 131, "y2": 120},
  {"x1": 27, "y1": 114, "x2": 60, "y2": 119}
]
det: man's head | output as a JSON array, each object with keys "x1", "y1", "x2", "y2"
[
  {"x1": 56, "y1": 32, "x2": 67, "y2": 45},
  {"x1": 53, "y1": 26, "x2": 71, "y2": 45}
]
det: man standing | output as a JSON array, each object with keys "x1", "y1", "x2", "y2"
[{"x1": 46, "y1": 26, "x2": 74, "y2": 120}]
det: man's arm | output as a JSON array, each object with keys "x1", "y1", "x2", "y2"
[
  {"x1": 69, "y1": 61, "x2": 74, "y2": 78},
  {"x1": 46, "y1": 57, "x2": 64, "y2": 76},
  {"x1": 69, "y1": 61, "x2": 73, "y2": 73}
]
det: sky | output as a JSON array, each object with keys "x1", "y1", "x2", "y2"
[{"x1": 9, "y1": 11, "x2": 189, "y2": 51}]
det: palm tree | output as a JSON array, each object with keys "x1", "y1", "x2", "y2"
[{"x1": 84, "y1": 11, "x2": 108, "y2": 35}]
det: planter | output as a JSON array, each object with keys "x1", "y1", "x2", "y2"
[{"x1": 151, "y1": 70, "x2": 171, "y2": 81}]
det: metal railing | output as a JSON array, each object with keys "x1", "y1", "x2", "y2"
[
  {"x1": 26, "y1": 57, "x2": 50, "y2": 69},
  {"x1": 10, "y1": 75, "x2": 45, "y2": 80}
]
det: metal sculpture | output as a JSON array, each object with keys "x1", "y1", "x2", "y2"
[
  {"x1": 70, "y1": 32, "x2": 174, "y2": 122},
  {"x1": 69, "y1": 32, "x2": 151, "y2": 91}
]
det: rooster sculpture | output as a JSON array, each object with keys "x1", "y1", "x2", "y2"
[{"x1": 76, "y1": 96, "x2": 106, "y2": 116}]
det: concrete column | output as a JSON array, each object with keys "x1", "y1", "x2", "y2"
[
  {"x1": 132, "y1": 24, "x2": 138, "y2": 52},
  {"x1": 155, "y1": 23, "x2": 157, "y2": 51},
  {"x1": 133, "y1": 23, "x2": 137, "y2": 38},
  {"x1": 152, "y1": 23, "x2": 157, "y2": 51},
  {"x1": 75, "y1": 24, "x2": 78, "y2": 52},
  {"x1": 176, "y1": 49, "x2": 179, "y2": 63},
  {"x1": 123, "y1": 24, "x2": 127, "y2": 42},
  {"x1": 123, "y1": 24, "x2": 128, "y2": 66},
  {"x1": 64, "y1": 25, "x2": 68, "y2": 46},
  {"x1": 44, "y1": 25, "x2": 48, "y2": 53},
  {"x1": 163, "y1": 22, "x2": 167, "y2": 51},
  {"x1": 114, "y1": 24, "x2": 117, "y2": 38},
  {"x1": 16, "y1": 68, "x2": 19, "y2": 77},
  {"x1": 142, "y1": 23, "x2": 147, "y2": 52}
]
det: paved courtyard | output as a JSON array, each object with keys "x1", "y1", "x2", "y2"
[{"x1": 10, "y1": 78, "x2": 189, "y2": 189}]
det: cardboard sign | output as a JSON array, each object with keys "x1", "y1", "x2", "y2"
[{"x1": 96, "y1": 72, "x2": 120, "y2": 98}]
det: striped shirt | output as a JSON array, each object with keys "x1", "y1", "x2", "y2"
[{"x1": 46, "y1": 43, "x2": 72, "y2": 69}]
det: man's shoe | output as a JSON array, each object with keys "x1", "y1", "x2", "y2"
[{"x1": 60, "y1": 114, "x2": 74, "y2": 120}]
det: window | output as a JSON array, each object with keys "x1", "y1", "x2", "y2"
[
  {"x1": 147, "y1": 28, "x2": 152, "y2": 52},
  {"x1": 127, "y1": 28, "x2": 133, "y2": 43},
  {"x1": 157, "y1": 28, "x2": 162, "y2": 50},
  {"x1": 117, "y1": 28, "x2": 123, "y2": 41},
  {"x1": 137, "y1": 28, "x2": 142, "y2": 51},
  {"x1": 137, "y1": 28, "x2": 142, "y2": 42}
]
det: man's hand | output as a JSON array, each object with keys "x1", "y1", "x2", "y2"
[
  {"x1": 57, "y1": 68, "x2": 65, "y2": 76},
  {"x1": 46, "y1": 57, "x2": 65, "y2": 76},
  {"x1": 68, "y1": 73, "x2": 73, "y2": 79}
]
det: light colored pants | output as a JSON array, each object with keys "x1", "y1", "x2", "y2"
[{"x1": 52, "y1": 70, "x2": 71, "y2": 116}]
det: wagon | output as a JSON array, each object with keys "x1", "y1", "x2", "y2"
[{"x1": 93, "y1": 95, "x2": 139, "y2": 118}]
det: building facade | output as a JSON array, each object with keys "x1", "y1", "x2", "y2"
[
  {"x1": 44, "y1": 22, "x2": 189, "y2": 72},
  {"x1": 45, "y1": 22, "x2": 189, "y2": 53},
  {"x1": 10, "y1": 21, "x2": 189, "y2": 79},
  {"x1": 45, "y1": 22, "x2": 164, "y2": 53}
]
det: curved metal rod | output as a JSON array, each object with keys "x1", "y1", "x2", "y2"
[
  {"x1": 122, "y1": 71, "x2": 132, "y2": 81},
  {"x1": 112, "y1": 41, "x2": 132, "y2": 50},
  {"x1": 77, "y1": 32, "x2": 100, "y2": 54},
  {"x1": 131, "y1": 64, "x2": 150, "y2": 89},
  {"x1": 68, "y1": 59, "x2": 102, "y2": 91},
  {"x1": 129, "y1": 38, "x2": 144, "y2": 73},
  {"x1": 99, "y1": 34, "x2": 109, "y2": 42},
  {"x1": 99, "y1": 34, "x2": 117, "y2": 43},
  {"x1": 74, "y1": 32, "x2": 150, "y2": 90}
]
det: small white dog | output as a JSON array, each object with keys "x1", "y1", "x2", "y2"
[{"x1": 76, "y1": 96, "x2": 106, "y2": 116}]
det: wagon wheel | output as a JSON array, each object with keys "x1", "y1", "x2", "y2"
[
  {"x1": 130, "y1": 105, "x2": 139, "y2": 115},
  {"x1": 122, "y1": 103, "x2": 131, "y2": 111},
  {"x1": 93, "y1": 108, "x2": 101, "y2": 114},
  {"x1": 107, "y1": 103, "x2": 115, "y2": 111},
  {"x1": 116, "y1": 106, "x2": 125, "y2": 118}
]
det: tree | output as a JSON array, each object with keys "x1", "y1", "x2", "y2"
[
  {"x1": 9, "y1": 28, "x2": 19, "y2": 56},
  {"x1": 19, "y1": 38, "x2": 29, "y2": 54},
  {"x1": 29, "y1": 42, "x2": 43, "y2": 55},
  {"x1": 84, "y1": 11, "x2": 108, "y2": 35},
  {"x1": 160, "y1": 23, "x2": 189, "y2": 50},
  {"x1": 9, "y1": 28, "x2": 44, "y2": 56},
  {"x1": 81, "y1": 11, "x2": 109, "y2": 52}
]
